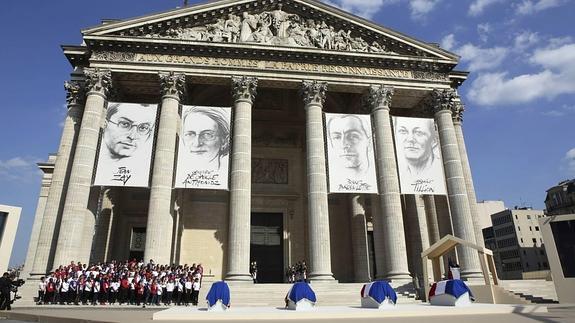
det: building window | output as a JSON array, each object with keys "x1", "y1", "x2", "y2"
[
  {"x1": 532, "y1": 238, "x2": 537, "y2": 244},
  {"x1": 518, "y1": 226, "x2": 521, "y2": 231},
  {"x1": 521, "y1": 238, "x2": 524, "y2": 243},
  {"x1": 515, "y1": 215, "x2": 518, "y2": 220},
  {"x1": 527, "y1": 215, "x2": 531, "y2": 219},
  {"x1": 535, "y1": 226, "x2": 540, "y2": 231},
  {"x1": 529, "y1": 226, "x2": 532, "y2": 231}
]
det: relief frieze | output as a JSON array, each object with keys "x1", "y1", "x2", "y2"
[{"x1": 252, "y1": 158, "x2": 289, "y2": 184}]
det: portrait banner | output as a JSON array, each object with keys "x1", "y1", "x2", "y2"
[
  {"x1": 325, "y1": 113, "x2": 378, "y2": 193},
  {"x1": 392, "y1": 116, "x2": 447, "y2": 195},
  {"x1": 93, "y1": 102, "x2": 158, "y2": 187},
  {"x1": 175, "y1": 105, "x2": 232, "y2": 190}
]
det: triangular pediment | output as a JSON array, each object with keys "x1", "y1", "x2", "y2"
[{"x1": 82, "y1": 0, "x2": 457, "y2": 62}]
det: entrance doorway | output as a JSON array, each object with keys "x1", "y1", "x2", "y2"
[{"x1": 250, "y1": 212, "x2": 284, "y2": 283}]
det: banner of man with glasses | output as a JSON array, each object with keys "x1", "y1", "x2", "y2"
[{"x1": 93, "y1": 102, "x2": 158, "y2": 187}]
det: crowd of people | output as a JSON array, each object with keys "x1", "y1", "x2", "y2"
[
  {"x1": 36, "y1": 259, "x2": 203, "y2": 307},
  {"x1": 285, "y1": 261, "x2": 307, "y2": 283}
]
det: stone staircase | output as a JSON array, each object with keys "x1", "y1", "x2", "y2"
[
  {"x1": 15, "y1": 281, "x2": 419, "y2": 308},
  {"x1": 498, "y1": 280, "x2": 559, "y2": 304}
]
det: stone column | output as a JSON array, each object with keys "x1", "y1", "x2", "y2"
[
  {"x1": 452, "y1": 99, "x2": 484, "y2": 247},
  {"x1": 29, "y1": 81, "x2": 84, "y2": 277},
  {"x1": 428, "y1": 89, "x2": 482, "y2": 279},
  {"x1": 144, "y1": 72, "x2": 185, "y2": 265},
  {"x1": 52, "y1": 69, "x2": 111, "y2": 267},
  {"x1": 365, "y1": 85, "x2": 411, "y2": 283},
  {"x1": 22, "y1": 156, "x2": 55, "y2": 278},
  {"x1": 423, "y1": 195, "x2": 441, "y2": 244},
  {"x1": 404, "y1": 195, "x2": 432, "y2": 281},
  {"x1": 225, "y1": 76, "x2": 257, "y2": 282},
  {"x1": 349, "y1": 195, "x2": 371, "y2": 282},
  {"x1": 300, "y1": 80, "x2": 334, "y2": 281}
]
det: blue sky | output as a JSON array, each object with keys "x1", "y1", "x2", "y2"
[{"x1": 1, "y1": 0, "x2": 573, "y2": 268}]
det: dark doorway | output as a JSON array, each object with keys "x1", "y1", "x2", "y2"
[{"x1": 250, "y1": 212, "x2": 284, "y2": 283}]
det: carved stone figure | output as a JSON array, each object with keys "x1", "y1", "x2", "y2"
[{"x1": 149, "y1": 7, "x2": 394, "y2": 54}]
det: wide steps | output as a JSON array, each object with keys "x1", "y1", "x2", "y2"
[
  {"x1": 498, "y1": 280, "x2": 558, "y2": 304},
  {"x1": 15, "y1": 282, "x2": 419, "y2": 308}
]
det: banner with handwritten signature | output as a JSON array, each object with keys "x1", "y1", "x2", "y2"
[
  {"x1": 174, "y1": 106, "x2": 232, "y2": 190},
  {"x1": 325, "y1": 113, "x2": 378, "y2": 194},
  {"x1": 93, "y1": 102, "x2": 158, "y2": 187},
  {"x1": 392, "y1": 116, "x2": 447, "y2": 195}
]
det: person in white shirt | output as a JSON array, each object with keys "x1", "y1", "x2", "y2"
[
  {"x1": 184, "y1": 279, "x2": 192, "y2": 306},
  {"x1": 191, "y1": 278, "x2": 201, "y2": 306},
  {"x1": 92, "y1": 280, "x2": 101, "y2": 305},
  {"x1": 59, "y1": 280, "x2": 69, "y2": 305},
  {"x1": 37, "y1": 277, "x2": 46, "y2": 305},
  {"x1": 165, "y1": 280, "x2": 175, "y2": 305}
]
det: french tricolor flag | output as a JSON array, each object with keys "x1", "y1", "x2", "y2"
[{"x1": 429, "y1": 279, "x2": 474, "y2": 300}]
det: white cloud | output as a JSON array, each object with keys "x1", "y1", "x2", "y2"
[
  {"x1": 322, "y1": 0, "x2": 395, "y2": 19},
  {"x1": 516, "y1": 0, "x2": 564, "y2": 15},
  {"x1": 441, "y1": 34, "x2": 457, "y2": 51},
  {"x1": 514, "y1": 31, "x2": 540, "y2": 51},
  {"x1": 469, "y1": 0, "x2": 504, "y2": 16},
  {"x1": 409, "y1": 0, "x2": 441, "y2": 19},
  {"x1": 542, "y1": 104, "x2": 575, "y2": 117},
  {"x1": 457, "y1": 43, "x2": 509, "y2": 71},
  {"x1": 477, "y1": 23, "x2": 491, "y2": 42},
  {"x1": 564, "y1": 148, "x2": 575, "y2": 176},
  {"x1": 0, "y1": 157, "x2": 42, "y2": 183},
  {"x1": 468, "y1": 43, "x2": 575, "y2": 106},
  {"x1": 322, "y1": 0, "x2": 441, "y2": 19}
]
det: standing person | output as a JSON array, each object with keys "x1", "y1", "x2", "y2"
[
  {"x1": 250, "y1": 261, "x2": 258, "y2": 283},
  {"x1": 68, "y1": 276, "x2": 78, "y2": 305},
  {"x1": 59, "y1": 278, "x2": 69, "y2": 305},
  {"x1": 45, "y1": 277, "x2": 55, "y2": 304},
  {"x1": 196, "y1": 264, "x2": 204, "y2": 286},
  {"x1": 109, "y1": 278, "x2": 119, "y2": 305},
  {"x1": 0, "y1": 273, "x2": 13, "y2": 310},
  {"x1": 184, "y1": 278, "x2": 192, "y2": 306},
  {"x1": 92, "y1": 278, "x2": 100, "y2": 305},
  {"x1": 191, "y1": 278, "x2": 201, "y2": 306},
  {"x1": 119, "y1": 275, "x2": 129, "y2": 304},
  {"x1": 165, "y1": 278, "x2": 175, "y2": 305},
  {"x1": 83, "y1": 278, "x2": 93, "y2": 305},
  {"x1": 37, "y1": 277, "x2": 46, "y2": 305},
  {"x1": 150, "y1": 281, "x2": 159, "y2": 306}
]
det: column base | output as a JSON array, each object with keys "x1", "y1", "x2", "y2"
[
  {"x1": 461, "y1": 269, "x2": 486, "y2": 282},
  {"x1": 308, "y1": 272, "x2": 336, "y2": 282},
  {"x1": 377, "y1": 271, "x2": 412, "y2": 283},
  {"x1": 224, "y1": 273, "x2": 253, "y2": 283}
]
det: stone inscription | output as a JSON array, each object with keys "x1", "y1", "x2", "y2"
[{"x1": 132, "y1": 53, "x2": 413, "y2": 79}]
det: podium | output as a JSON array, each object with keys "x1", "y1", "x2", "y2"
[
  {"x1": 206, "y1": 281, "x2": 231, "y2": 311},
  {"x1": 429, "y1": 279, "x2": 473, "y2": 306},
  {"x1": 360, "y1": 281, "x2": 397, "y2": 309},
  {"x1": 285, "y1": 281, "x2": 316, "y2": 311}
]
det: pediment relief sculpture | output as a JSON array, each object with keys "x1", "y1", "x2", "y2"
[{"x1": 134, "y1": 6, "x2": 395, "y2": 55}]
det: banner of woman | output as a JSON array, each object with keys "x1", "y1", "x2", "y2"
[{"x1": 174, "y1": 106, "x2": 232, "y2": 190}]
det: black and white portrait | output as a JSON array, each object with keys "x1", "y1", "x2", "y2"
[
  {"x1": 175, "y1": 106, "x2": 231, "y2": 190},
  {"x1": 93, "y1": 102, "x2": 158, "y2": 187},
  {"x1": 325, "y1": 113, "x2": 378, "y2": 193},
  {"x1": 393, "y1": 116, "x2": 447, "y2": 195}
]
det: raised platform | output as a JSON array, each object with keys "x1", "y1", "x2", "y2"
[{"x1": 153, "y1": 304, "x2": 548, "y2": 320}]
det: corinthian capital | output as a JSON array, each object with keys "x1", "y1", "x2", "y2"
[
  {"x1": 426, "y1": 88, "x2": 457, "y2": 115},
  {"x1": 231, "y1": 76, "x2": 258, "y2": 103},
  {"x1": 159, "y1": 72, "x2": 186, "y2": 99},
  {"x1": 64, "y1": 80, "x2": 85, "y2": 106},
  {"x1": 363, "y1": 85, "x2": 394, "y2": 112},
  {"x1": 84, "y1": 68, "x2": 112, "y2": 97},
  {"x1": 452, "y1": 100, "x2": 465, "y2": 123},
  {"x1": 300, "y1": 80, "x2": 328, "y2": 106}
]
